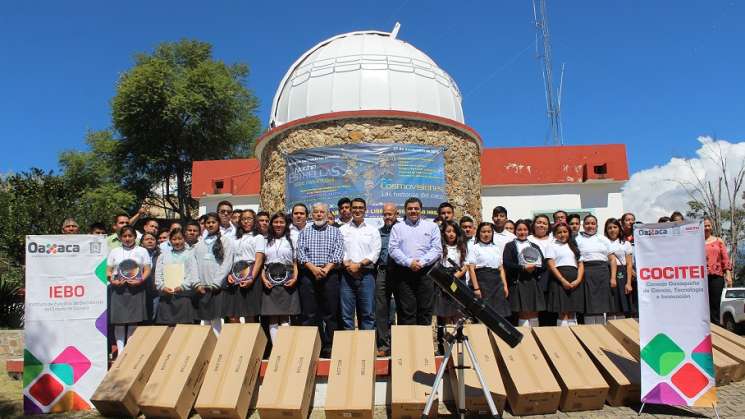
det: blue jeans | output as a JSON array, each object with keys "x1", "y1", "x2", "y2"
[{"x1": 340, "y1": 270, "x2": 376, "y2": 330}]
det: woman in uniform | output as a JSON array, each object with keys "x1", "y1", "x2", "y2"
[
  {"x1": 575, "y1": 215, "x2": 616, "y2": 324},
  {"x1": 155, "y1": 229, "x2": 197, "y2": 325},
  {"x1": 545, "y1": 222, "x2": 584, "y2": 326},
  {"x1": 503, "y1": 220, "x2": 546, "y2": 327},
  {"x1": 605, "y1": 218, "x2": 635, "y2": 319},
  {"x1": 467, "y1": 222, "x2": 511, "y2": 318},
  {"x1": 225, "y1": 209, "x2": 264, "y2": 323},
  {"x1": 193, "y1": 212, "x2": 234, "y2": 334},
  {"x1": 261, "y1": 212, "x2": 300, "y2": 343}
]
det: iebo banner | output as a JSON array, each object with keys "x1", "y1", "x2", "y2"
[
  {"x1": 634, "y1": 221, "x2": 717, "y2": 407},
  {"x1": 23, "y1": 235, "x2": 108, "y2": 414}
]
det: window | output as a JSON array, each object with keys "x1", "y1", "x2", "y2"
[{"x1": 725, "y1": 289, "x2": 745, "y2": 299}]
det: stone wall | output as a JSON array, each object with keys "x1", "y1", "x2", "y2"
[
  {"x1": 0, "y1": 329, "x2": 23, "y2": 360},
  {"x1": 259, "y1": 118, "x2": 482, "y2": 219}
]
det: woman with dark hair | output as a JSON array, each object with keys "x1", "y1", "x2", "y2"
[
  {"x1": 504, "y1": 220, "x2": 516, "y2": 235},
  {"x1": 620, "y1": 213, "x2": 636, "y2": 244},
  {"x1": 503, "y1": 220, "x2": 546, "y2": 327},
  {"x1": 224, "y1": 209, "x2": 264, "y2": 323},
  {"x1": 261, "y1": 212, "x2": 300, "y2": 343},
  {"x1": 567, "y1": 214, "x2": 581, "y2": 236},
  {"x1": 155, "y1": 229, "x2": 197, "y2": 325},
  {"x1": 605, "y1": 218, "x2": 635, "y2": 319},
  {"x1": 576, "y1": 215, "x2": 616, "y2": 324},
  {"x1": 106, "y1": 225, "x2": 152, "y2": 354},
  {"x1": 704, "y1": 216, "x2": 732, "y2": 324},
  {"x1": 255, "y1": 211, "x2": 270, "y2": 238},
  {"x1": 545, "y1": 222, "x2": 584, "y2": 326},
  {"x1": 193, "y1": 212, "x2": 234, "y2": 335},
  {"x1": 434, "y1": 220, "x2": 468, "y2": 353},
  {"x1": 184, "y1": 220, "x2": 201, "y2": 247},
  {"x1": 670, "y1": 211, "x2": 685, "y2": 223},
  {"x1": 466, "y1": 222, "x2": 511, "y2": 317},
  {"x1": 529, "y1": 214, "x2": 554, "y2": 326},
  {"x1": 139, "y1": 232, "x2": 161, "y2": 323}
]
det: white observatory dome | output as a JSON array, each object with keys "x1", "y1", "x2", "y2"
[{"x1": 269, "y1": 29, "x2": 464, "y2": 127}]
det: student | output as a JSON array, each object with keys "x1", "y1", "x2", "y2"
[
  {"x1": 576, "y1": 215, "x2": 616, "y2": 324},
  {"x1": 139, "y1": 232, "x2": 161, "y2": 322},
  {"x1": 231, "y1": 209, "x2": 243, "y2": 227},
  {"x1": 261, "y1": 212, "x2": 300, "y2": 343},
  {"x1": 605, "y1": 218, "x2": 635, "y2": 319},
  {"x1": 106, "y1": 225, "x2": 152, "y2": 354},
  {"x1": 193, "y1": 212, "x2": 234, "y2": 335},
  {"x1": 155, "y1": 229, "x2": 198, "y2": 325},
  {"x1": 89, "y1": 222, "x2": 107, "y2": 235},
  {"x1": 658, "y1": 216, "x2": 671, "y2": 223},
  {"x1": 435, "y1": 220, "x2": 469, "y2": 353},
  {"x1": 567, "y1": 214, "x2": 581, "y2": 237},
  {"x1": 670, "y1": 211, "x2": 685, "y2": 223},
  {"x1": 205, "y1": 200, "x2": 236, "y2": 239},
  {"x1": 528, "y1": 214, "x2": 554, "y2": 326},
  {"x1": 545, "y1": 223, "x2": 585, "y2": 326},
  {"x1": 142, "y1": 218, "x2": 159, "y2": 236},
  {"x1": 704, "y1": 216, "x2": 732, "y2": 324},
  {"x1": 620, "y1": 212, "x2": 636, "y2": 244},
  {"x1": 466, "y1": 222, "x2": 511, "y2": 318},
  {"x1": 289, "y1": 203, "x2": 309, "y2": 247},
  {"x1": 61, "y1": 218, "x2": 80, "y2": 234},
  {"x1": 336, "y1": 197, "x2": 353, "y2": 225},
  {"x1": 255, "y1": 211, "x2": 270, "y2": 238},
  {"x1": 157, "y1": 228, "x2": 170, "y2": 245},
  {"x1": 107, "y1": 213, "x2": 141, "y2": 249},
  {"x1": 459, "y1": 215, "x2": 476, "y2": 245},
  {"x1": 503, "y1": 220, "x2": 546, "y2": 327},
  {"x1": 503, "y1": 220, "x2": 516, "y2": 235},
  {"x1": 491, "y1": 206, "x2": 516, "y2": 253},
  {"x1": 437, "y1": 202, "x2": 456, "y2": 223},
  {"x1": 552, "y1": 210, "x2": 568, "y2": 227},
  {"x1": 184, "y1": 220, "x2": 201, "y2": 247},
  {"x1": 225, "y1": 210, "x2": 264, "y2": 323}
]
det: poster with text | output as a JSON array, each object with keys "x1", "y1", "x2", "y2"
[
  {"x1": 23, "y1": 235, "x2": 108, "y2": 414},
  {"x1": 634, "y1": 222, "x2": 717, "y2": 407},
  {"x1": 285, "y1": 143, "x2": 446, "y2": 224}
]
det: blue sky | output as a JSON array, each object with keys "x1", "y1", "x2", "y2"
[{"x1": 1, "y1": 1, "x2": 743, "y2": 175}]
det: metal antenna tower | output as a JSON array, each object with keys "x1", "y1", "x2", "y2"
[{"x1": 532, "y1": 0, "x2": 565, "y2": 145}]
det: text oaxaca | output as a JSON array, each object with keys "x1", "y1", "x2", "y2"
[
  {"x1": 27, "y1": 242, "x2": 80, "y2": 254},
  {"x1": 638, "y1": 265, "x2": 706, "y2": 280}
]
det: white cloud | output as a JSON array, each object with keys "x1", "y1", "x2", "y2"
[{"x1": 622, "y1": 136, "x2": 745, "y2": 223}]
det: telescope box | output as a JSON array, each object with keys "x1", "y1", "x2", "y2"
[
  {"x1": 711, "y1": 333, "x2": 745, "y2": 381},
  {"x1": 91, "y1": 326, "x2": 172, "y2": 417},
  {"x1": 194, "y1": 323, "x2": 267, "y2": 419},
  {"x1": 391, "y1": 325, "x2": 438, "y2": 418},
  {"x1": 447, "y1": 324, "x2": 506, "y2": 415},
  {"x1": 711, "y1": 322, "x2": 745, "y2": 350},
  {"x1": 256, "y1": 326, "x2": 321, "y2": 419},
  {"x1": 492, "y1": 327, "x2": 561, "y2": 416},
  {"x1": 325, "y1": 330, "x2": 376, "y2": 419},
  {"x1": 571, "y1": 325, "x2": 640, "y2": 406},
  {"x1": 606, "y1": 319, "x2": 641, "y2": 360},
  {"x1": 139, "y1": 325, "x2": 217, "y2": 419},
  {"x1": 713, "y1": 348, "x2": 738, "y2": 385},
  {"x1": 532, "y1": 327, "x2": 608, "y2": 412}
]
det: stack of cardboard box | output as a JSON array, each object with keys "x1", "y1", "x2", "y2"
[{"x1": 391, "y1": 325, "x2": 438, "y2": 418}]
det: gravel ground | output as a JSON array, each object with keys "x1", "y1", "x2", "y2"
[{"x1": 2, "y1": 361, "x2": 742, "y2": 419}]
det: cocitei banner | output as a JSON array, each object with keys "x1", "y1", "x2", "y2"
[
  {"x1": 285, "y1": 143, "x2": 445, "y2": 222},
  {"x1": 23, "y1": 235, "x2": 108, "y2": 414},
  {"x1": 634, "y1": 221, "x2": 717, "y2": 407}
]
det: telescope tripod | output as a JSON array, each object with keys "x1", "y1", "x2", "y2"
[{"x1": 422, "y1": 317, "x2": 501, "y2": 419}]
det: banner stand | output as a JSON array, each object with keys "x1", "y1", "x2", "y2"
[{"x1": 637, "y1": 402, "x2": 720, "y2": 418}]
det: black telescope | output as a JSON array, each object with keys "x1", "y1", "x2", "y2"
[{"x1": 426, "y1": 261, "x2": 523, "y2": 348}]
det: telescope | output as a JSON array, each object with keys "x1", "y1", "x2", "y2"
[{"x1": 426, "y1": 261, "x2": 522, "y2": 347}]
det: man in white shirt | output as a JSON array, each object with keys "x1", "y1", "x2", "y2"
[
  {"x1": 202, "y1": 200, "x2": 236, "y2": 239},
  {"x1": 289, "y1": 203, "x2": 309, "y2": 247},
  {"x1": 339, "y1": 198, "x2": 381, "y2": 331},
  {"x1": 335, "y1": 197, "x2": 353, "y2": 226},
  {"x1": 491, "y1": 205, "x2": 515, "y2": 253}
]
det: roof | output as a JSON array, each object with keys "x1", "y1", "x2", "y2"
[
  {"x1": 270, "y1": 30, "x2": 463, "y2": 128},
  {"x1": 191, "y1": 143, "x2": 629, "y2": 198}
]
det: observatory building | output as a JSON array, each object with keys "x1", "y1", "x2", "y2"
[{"x1": 192, "y1": 29, "x2": 628, "y2": 221}]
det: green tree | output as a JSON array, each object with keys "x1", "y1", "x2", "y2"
[{"x1": 111, "y1": 39, "x2": 261, "y2": 219}]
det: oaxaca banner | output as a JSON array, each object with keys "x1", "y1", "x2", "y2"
[
  {"x1": 23, "y1": 235, "x2": 108, "y2": 414},
  {"x1": 285, "y1": 143, "x2": 445, "y2": 223},
  {"x1": 634, "y1": 221, "x2": 717, "y2": 407}
]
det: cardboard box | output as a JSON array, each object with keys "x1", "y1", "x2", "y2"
[
  {"x1": 139, "y1": 325, "x2": 217, "y2": 419},
  {"x1": 325, "y1": 330, "x2": 376, "y2": 419},
  {"x1": 711, "y1": 333, "x2": 745, "y2": 382},
  {"x1": 571, "y1": 325, "x2": 640, "y2": 406},
  {"x1": 711, "y1": 323, "x2": 745, "y2": 350},
  {"x1": 447, "y1": 324, "x2": 506, "y2": 416},
  {"x1": 91, "y1": 326, "x2": 173, "y2": 417},
  {"x1": 713, "y1": 348, "x2": 738, "y2": 385},
  {"x1": 606, "y1": 319, "x2": 640, "y2": 360},
  {"x1": 256, "y1": 326, "x2": 321, "y2": 419},
  {"x1": 491, "y1": 326, "x2": 561, "y2": 416},
  {"x1": 532, "y1": 327, "x2": 608, "y2": 412},
  {"x1": 194, "y1": 324, "x2": 267, "y2": 419},
  {"x1": 390, "y1": 325, "x2": 438, "y2": 419}
]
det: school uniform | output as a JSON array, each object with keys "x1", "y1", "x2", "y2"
[
  {"x1": 143, "y1": 248, "x2": 160, "y2": 323},
  {"x1": 261, "y1": 237, "x2": 301, "y2": 316},
  {"x1": 503, "y1": 239, "x2": 546, "y2": 313},
  {"x1": 193, "y1": 235, "x2": 234, "y2": 321},
  {"x1": 223, "y1": 233, "x2": 265, "y2": 318},
  {"x1": 466, "y1": 241, "x2": 511, "y2": 317},
  {"x1": 545, "y1": 240, "x2": 585, "y2": 313},
  {"x1": 107, "y1": 245, "x2": 151, "y2": 324},
  {"x1": 154, "y1": 247, "x2": 198, "y2": 324},
  {"x1": 609, "y1": 238, "x2": 636, "y2": 315},
  {"x1": 528, "y1": 234, "x2": 555, "y2": 326},
  {"x1": 576, "y1": 232, "x2": 614, "y2": 315},
  {"x1": 434, "y1": 245, "x2": 464, "y2": 317}
]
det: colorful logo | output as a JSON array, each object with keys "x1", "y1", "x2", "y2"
[{"x1": 23, "y1": 346, "x2": 92, "y2": 414}]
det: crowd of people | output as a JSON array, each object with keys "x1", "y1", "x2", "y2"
[{"x1": 59, "y1": 197, "x2": 734, "y2": 358}]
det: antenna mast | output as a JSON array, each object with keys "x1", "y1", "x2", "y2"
[{"x1": 532, "y1": 0, "x2": 564, "y2": 145}]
